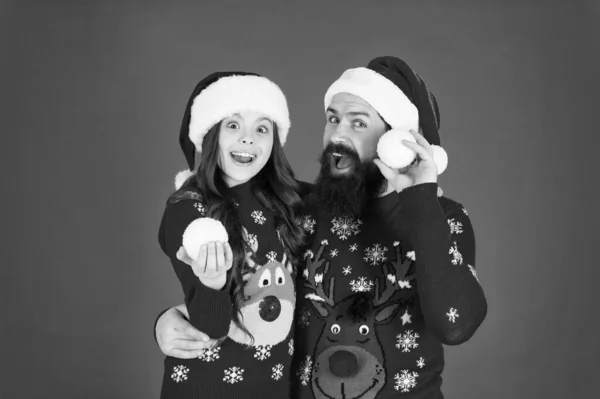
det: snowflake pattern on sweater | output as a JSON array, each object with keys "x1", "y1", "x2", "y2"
[
  {"x1": 198, "y1": 346, "x2": 220, "y2": 362},
  {"x1": 223, "y1": 367, "x2": 244, "y2": 384},
  {"x1": 158, "y1": 180, "x2": 297, "y2": 398},
  {"x1": 394, "y1": 369, "x2": 419, "y2": 392},
  {"x1": 291, "y1": 183, "x2": 487, "y2": 399},
  {"x1": 272, "y1": 364, "x2": 284, "y2": 381},
  {"x1": 301, "y1": 214, "x2": 317, "y2": 234},
  {"x1": 171, "y1": 365, "x2": 189, "y2": 383},
  {"x1": 396, "y1": 330, "x2": 420, "y2": 352},
  {"x1": 330, "y1": 216, "x2": 362, "y2": 240}
]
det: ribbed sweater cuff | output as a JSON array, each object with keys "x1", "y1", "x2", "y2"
[
  {"x1": 188, "y1": 282, "x2": 232, "y2": 336},
  {"x1": 396, "y1": 183, "x2": 445, "y2": 223}
]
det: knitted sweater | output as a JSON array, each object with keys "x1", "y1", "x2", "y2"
[
  {"x1": 291, "y1": 183, "x2": 487, "y2": 399},
  {"x1": 157, "y1": 179, "x2": 297, "y2": 399}
]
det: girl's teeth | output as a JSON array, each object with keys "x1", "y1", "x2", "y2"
[{"x1": 231, "y1": 152, "x2": 255, "y2": 158}]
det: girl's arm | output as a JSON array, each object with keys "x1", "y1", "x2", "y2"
[{"x1": 158, "y1": 199, "x2": 233, "y2": 338}]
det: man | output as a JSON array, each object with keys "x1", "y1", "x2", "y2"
[{"x1": 155, "y1": 56, "x2": 487, "y2": 398}]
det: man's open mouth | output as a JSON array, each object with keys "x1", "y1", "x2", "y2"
[
  {"x1": 231, "y1": 151, "x2": 257, "y2": 165},
  {"x1": 331, "y1": 152, "x2": 353, "y2": 171}
]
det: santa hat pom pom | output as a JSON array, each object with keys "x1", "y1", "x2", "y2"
[
  {"x1": 174, "y1": 169, "x2": 196, "y2": 190},
  {"x1": 182, "y1": 218, "x2": 229, "y2": 261},
  {"x1": 376, "y1": 129, "x2": 417, "y2": 169},
  {"x1": 431, "y1": 145, "x2": 448, "y2": 175}
]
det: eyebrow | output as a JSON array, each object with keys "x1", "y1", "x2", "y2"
[
  {"x1": 257, "y1": 117, "x2": 272, "y2": 124},
  {"x1": 228, "y1": 114, "x2": 272, "y2": 124},
  {"x1": 326, "y1": 107, "x2": 371, "y2": 118},
  {"x1": 347, "y1": 111, "x2": 371, "y2": 118}
]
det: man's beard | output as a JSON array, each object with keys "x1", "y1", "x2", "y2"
[{"x1": 310, "y1": 143, "x2": 387, "y2": 218}]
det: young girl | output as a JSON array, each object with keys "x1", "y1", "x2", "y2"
[{"x1": 157, "y1": 72, "x2": 306, "y2": 398}]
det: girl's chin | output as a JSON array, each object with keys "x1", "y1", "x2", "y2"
[{"x1": 223, "y1": 170, "x2": 258, "y2": 187}]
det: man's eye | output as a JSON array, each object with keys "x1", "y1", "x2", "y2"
[
  {"x1": 353, "y1": 120, "x2": 366, "y2": 128},
  {"x1": 328, "y1": 116, "x2": 339, "y2": 124}
]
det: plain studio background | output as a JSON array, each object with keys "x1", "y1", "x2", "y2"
[{"x1": 2, "y1": 0, "x2": 599, "y2": 398}]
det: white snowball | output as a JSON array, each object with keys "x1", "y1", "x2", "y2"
[
  {"x1": 376, "y1": 129, "x2": 418, "y2": 169},
  {"x1": 182, "y1": 218, "x2": 229, "y2": 260},
  {"x1": 431, "y1": 145, "x2": 448, "y2": 175}
]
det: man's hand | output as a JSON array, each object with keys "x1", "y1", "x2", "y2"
[
  {"x1": 177, "y1": 241, "x2": 233, "y2": 290},
  {"x1": 374, "y1": 129, "x2": 438, "y2": 193},
  {"x1": 155, "y1": 306, "x2": 218, "y2": 359}
]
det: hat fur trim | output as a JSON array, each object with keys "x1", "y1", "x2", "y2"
[
  {"x1": 174, "y1": 169, "x2": 196, "y2": 190},
  {"x1": 189, "y1": 75, "x2": 290, "y2": 152},
  {"x1": 324, "y1": 67, "x2": 419, "y2": 131}
]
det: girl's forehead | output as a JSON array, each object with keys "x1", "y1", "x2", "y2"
[{"x1": 228, "y1": 110, "x2": 273, "y2": 124}]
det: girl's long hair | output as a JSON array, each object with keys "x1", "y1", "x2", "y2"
[{"x1": 168, "y1": 122, "x2": 305, "y2": 343}]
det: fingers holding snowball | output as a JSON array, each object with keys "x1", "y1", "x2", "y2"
[
  {"x1": 402, "y1": 140, "x2": 433, "y2": 162},
  {"x1": 182, "y1": 241, "x2": 229, "y2": 278},
  {"x1": 409, "y1": 129, "x2": 433, "y2": 155},
  {"x1": 200, "y1": 242, "x2": 230, "y2": 278},
  {"x1": 205, "y1": 242, "x2": 219, "y2": 276},
  {"x1": 224, "y1": 242, "x2": 233, "y2": 271},
  {"x1": 215, "y1": 242, "x2": 225, "y2": 272},
  {"x1": 176, "y1": 246, "x2": 194, "y2": 266},
  {"x1": 373, "y1": 158, "x2": 415, "y2": 193},
  {"x1": 192, "y1": 244, "x2": 209, "y2": 276}
]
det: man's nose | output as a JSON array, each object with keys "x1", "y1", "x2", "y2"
[{"x1": 329, "y1": 123, "x2": 350, "y2": 143}]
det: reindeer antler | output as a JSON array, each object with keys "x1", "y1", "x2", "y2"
[
  {"x1": 281, "y1": 252, "x2": 293, "y2": 274},
  {"x1": 372, "y1": 242, "x2": 414, "y2": 307},
  {"x1": 242, "y1": 227, "x2": 259, "y2": 270},
  {"x1": 303, "y1": 240, "x2": 336, "y2": 307}
]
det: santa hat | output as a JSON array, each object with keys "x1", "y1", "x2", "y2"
[
  {"x1": 175, "y1": 71, "x2": 291, "y2": 189},
  {"x1": 324, "y1": 56, "x2": 448, "y2": 174}
]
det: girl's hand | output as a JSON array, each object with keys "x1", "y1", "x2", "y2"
[
  {"x1": 177, "y1": 241, "x2": 233, "y2": 290},
  {"x1": 373, "y1": 129, "x2": 438, "y2": 193}
]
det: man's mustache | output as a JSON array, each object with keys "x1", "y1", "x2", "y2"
[{"x1": 321, "y1": 142, "x2": 360, "y2": 162}]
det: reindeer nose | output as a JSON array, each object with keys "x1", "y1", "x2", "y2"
[
  {"x1": 329, "y1": 350, "x2": 358, "y2": 377},
  {"x1": 259, "y1": 295, "x2": 281, "y2": 322}
]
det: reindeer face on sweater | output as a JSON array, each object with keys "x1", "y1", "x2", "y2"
[
  {"x1": 304, "y1": 240, "x2": 414, "y2": 399},
  {"x1": 228, "y1": 231, "x2": 295, "y2": 347}
]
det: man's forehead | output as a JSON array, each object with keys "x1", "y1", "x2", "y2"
[{"x1": 328, "y1": 93, "x2": 376, "y2": 115}]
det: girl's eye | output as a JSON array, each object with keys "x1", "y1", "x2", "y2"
[
  {"x1": 328, "y1": 116, "x2": 339, "y2": 124},
  {"x1": 257, "y1": 126, "x2": 270, "y2": 134},
  {"x1": 227, "y1": 122, "x2": 239, "y2": 129}
]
